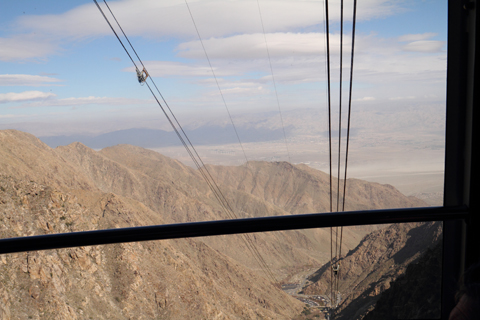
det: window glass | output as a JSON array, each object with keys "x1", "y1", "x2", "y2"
[
  {"x1": 1, "y1": 2, "x2": 447, "y2": 228},
  {"x1": 0, "y1": 2, "x2": 457, "y2": 319},
  {"x1": 0, "y1": 222, "x2": 442, "y2": 319}
]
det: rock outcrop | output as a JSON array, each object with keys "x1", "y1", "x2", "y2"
[
  {"x1": 302, "y1": 221, "x2": 442, "y2": 320},
  {"x1": 0, "y1": 175, "x2": 303, "y2": 319}
]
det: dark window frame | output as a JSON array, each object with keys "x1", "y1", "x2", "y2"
[{"x1": 0, "y1": 1, "x2": 478, "y2": 318}]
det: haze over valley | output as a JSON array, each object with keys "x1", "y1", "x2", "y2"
[{"x1": 35, "y1": 105, "x2": 445, "y2": 205}]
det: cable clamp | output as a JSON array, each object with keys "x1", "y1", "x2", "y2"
[
  {"x1": 332, "y1": 263, "x2": 340, "y2": 276},
  {"x1": 136, "y1": 67, "x2": 149, "y2": 85}
]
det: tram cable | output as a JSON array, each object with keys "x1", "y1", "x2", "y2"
[
  {"x1": 338, "y1": 0, "x2": 358, "y2": 275},
  {"x1": 184, "y1": 0, "x2": 249, "y2": 167},
  {"x1": 256, "y1": 0, "x2": 292, "y2": 163},
  {"x1": 182, "y1": 0, "x2": 280, "y2": 285},
  {"x1": 99, "y1": 0, "x2": 277, "y2": 285},
  {"x1": 96, "y1": 0, "x2": 359, "y2": 310},
  {"x1": 94, "y1": 0, "x2": 279, "y2": 285},
  {"x1": 334, "y1": 0, "x2": 344, "y2": 300},
  {"x1": 324, "y1": 0, "x2": 358, "y2": 313},
  {"x1": 323, "y1": 0, "x2": 335, "y2": 309}
]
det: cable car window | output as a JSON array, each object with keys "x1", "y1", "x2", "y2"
[
  {"x1": 1, "y1": 0, "x2": 468, "y2": 319},
  {"x1": 0, "y1": 0, "x2": 447, "y2": 222},
  {"x1": 0, "y1": 222, "x2": 442, "y2": 319}
]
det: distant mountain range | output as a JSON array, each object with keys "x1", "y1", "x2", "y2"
[{"x1": 39, "y1": 125, "x2": 293, "y2": 149}]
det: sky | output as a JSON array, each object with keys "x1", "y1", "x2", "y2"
[{"x1": 0, "y1": 0, "x2": 447, "y2": 138}]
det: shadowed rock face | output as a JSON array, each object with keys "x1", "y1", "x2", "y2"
[
  {"x1": 302, "y1": 221, "x2": 442, "y2": 320},
  {"x1": 0, "y1": 129, "x2": 432, "y2": 319},
  {"x1": 362, "y1": 242, "x2": 442, "y2": 320}
]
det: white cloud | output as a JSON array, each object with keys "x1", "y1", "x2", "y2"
[
  {"x1": 3, "y1": 0, "x2": 404, "y2": 61},
  {"x1": 351, "y1": 33, "x2": 447, "y2": 76},
  {"x1": 0, "y1": 114, "x2": 21, "y2": 119},
  {"x1": 15, "y1": 3, "x2": 108, "y2": 40},
  {"x1": 125, "y1": 30, "x2": 446, "y2": 94},
  {"x1": 150, "y1": 32, "x2": 347, "y2": 85},
  {"x1": 355, "y1": 97, "x2": 376, "y2": 101},
  {"x1": 0, "y1": 0, "x2": 449, "y2": 139},
  {"x1": 0, "y1": 91, "x2": 56, "y2": 104},
  {"x1": 0, "y1": 74, "x2": 63, "y2": 86},
  {"x1": 402, "y1": 40, "x2": 445, "y2": 53},
  {"x1": 124, "y1": 61, "x2": 234, "y2": 77},
  {"x1": 355, "y1": 53, "x2": 446, "y2": 81},
  {"x1": 13, "y1": 96, "x2": 154, "y2": 108},
  {"x1": 1, "y1": 1, "x2": 440, "y2": 105},
  {"x1": 389, "y1": 96, "x2": 416, "y2": 101},
  {"x1": 398, "y1": 33, "x2": 437, "y2": 42},
  {"x1": 207, "y1": 85, "x2": 269, "y2": 97},
  {"x1": 15, "y1": 0, "x2": 402, "y2": 40},
  {"x1": 177, "y1": 32, "x2": 329, "y2": 60},
  {"x1": 0, "y1": 35, "x2": 57, "y2": 61}
]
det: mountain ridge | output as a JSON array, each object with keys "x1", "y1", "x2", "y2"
[
  {"x1": 0, "y1": 129, "x2": 428, "y2": 274},
  {"x1": 0, "y1": 129, "x2": 435, "y2": 319}
]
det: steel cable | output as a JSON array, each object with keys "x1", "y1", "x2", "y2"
[
  {"x1": 184, "y1": 0, "x2": 249, "y2": 167},
  {"x1": 95, "y1": 0, "x2": 279, "y2": 285},
  {"x1": 338, "y1": 0, "x2": 358, "y2": 274},
  {"x1": 256, "y1": 0, "x2": 292, "y2": 163}
]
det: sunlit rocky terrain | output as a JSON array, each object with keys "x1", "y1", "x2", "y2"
[{"x1": 0, "y1": 129, "x2": 440, "y2": 319}]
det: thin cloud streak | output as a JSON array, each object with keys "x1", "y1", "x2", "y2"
[
  {"x1": 402, "y1": 40, "x2": 445, "y2": 53},
  {"x1": 12, "y1": 96, "x2": 154, "y2": 109},
  {"x1": 123, "y1": 61, "x2": 235, "y2": 77},
  {"x1": 398, "y1": 32, "x2": 437, "y2": 42},
  {"x1": 0, "y1": 35, "x2": 57, "y2": 61},
  {"x1": 0, "y1": 74, "x2": 63, "y2": 86},
  {"x1": 0, "y1": 91, "x2": 56, "y2": 104}
]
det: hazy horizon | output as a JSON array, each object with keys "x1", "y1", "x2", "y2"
[{"x1": 1, "y1": 0, "x2": 447, "y2": 202}]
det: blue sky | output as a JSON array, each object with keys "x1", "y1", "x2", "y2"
[{"x1": 0, "y1": 0, "x2": 447, "y2": 137}]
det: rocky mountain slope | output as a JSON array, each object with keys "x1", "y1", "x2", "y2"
[
  {"x1": 0, "y1": 175, "x2": 303, "y2": 319},
  {"x1": 206, "y1": 161, "x2": 425, "y2": 214},
  {"x1": 0, "y1": 130, "x2": 427, "y2": 274},
  {"x1": 362, "y1": 242, "x2": 442, "y2": 319},
  {"x1": 301, "y1": 221, "x2": 442, "y2": 319},
  {"x1": 0, "y1": 129, "x2": 432, "y2": 319}
]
